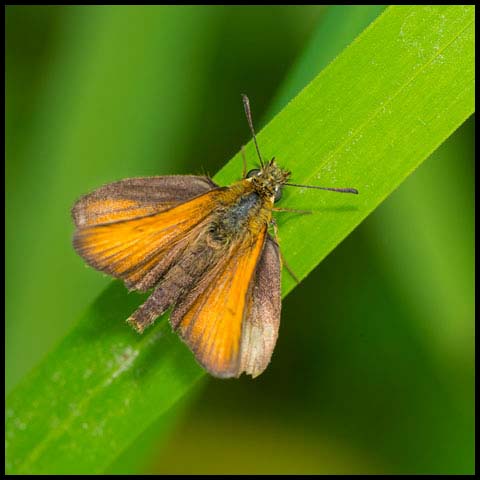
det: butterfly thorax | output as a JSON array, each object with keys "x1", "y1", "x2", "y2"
[
  {"x1": 249, "y1": 159, "x2": 291, "y2": 200},
  {"x1": 205, "y1": 161, "x2": 289, "y2": 247}
]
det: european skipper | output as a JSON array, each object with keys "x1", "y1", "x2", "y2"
[{"x1": 72, "y1": 95, "x2": 357, "y2": 378}]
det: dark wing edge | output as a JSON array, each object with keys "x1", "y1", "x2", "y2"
[
  {"x1": 239, "y1": 234, "x2": 282, "y2": 378},
  {"x1": 72, "y1": 175, "x2": 219, "y2": 227}
]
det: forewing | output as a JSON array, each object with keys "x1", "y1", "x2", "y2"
[
  {"x1": 72, "y1": 175, "x2": 218, "y2": 227},
  {"x1": 73, "y1": 187, "x2": 224, "y2": 291},
  {"x1": 171, "y1": 228, "x2": 267, "y2": 378},
  {"x1": 240, "y1": 235, "x2": 281, "y2": 378}
]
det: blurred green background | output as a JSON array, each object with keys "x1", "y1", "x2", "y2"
[{"x1": 6, "y1": 5, "x2": 474, "y2": 474}]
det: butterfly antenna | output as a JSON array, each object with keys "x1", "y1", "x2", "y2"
[
  {"x1": 242, "y1": 94, "x2": 264, "y2": 168},
  {"x1": 285, "y1": 183, "x2": 358, "y2": 194}
]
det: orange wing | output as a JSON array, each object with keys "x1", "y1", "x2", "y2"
[
  {"x1": 73, "y1": 189, "x2": 224, "y2": 291},
  {"x1": 171, "y1": 228, "x2": 267, "y2": 378}
]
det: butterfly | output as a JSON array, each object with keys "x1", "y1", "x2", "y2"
[{"x1": 71, "y1": 95, "x2": 357, "y2": 378}]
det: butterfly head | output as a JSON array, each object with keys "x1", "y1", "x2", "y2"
[{"x1": 246, "y1": 158, "x2": 290, "y2": 203}]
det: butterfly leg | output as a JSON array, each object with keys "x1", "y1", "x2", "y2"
[
  {"x1": 269, "y1": 218, "x2": 300, "y2": 284},
  {"x1": 271, "y1": 207, "x2": 312, "y2": 215}
]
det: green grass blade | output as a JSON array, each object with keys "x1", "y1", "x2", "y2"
[
  {"x1": 6, "y1": 283, "x2": 205, "y2": 474},
  {"x1": 5, "y1": 5, "x2": 474, "y2": 474},
  {"x1": 267, "y1": 4, "x2": 386, "y2": 119}
]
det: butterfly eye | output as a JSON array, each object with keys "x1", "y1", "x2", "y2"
[
  {"x1": 274, "y1": 187, "x2": 282, "y2": 203},
  {"x1": 246, "y1": 169, "x2": 260, "y2": 178}
]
